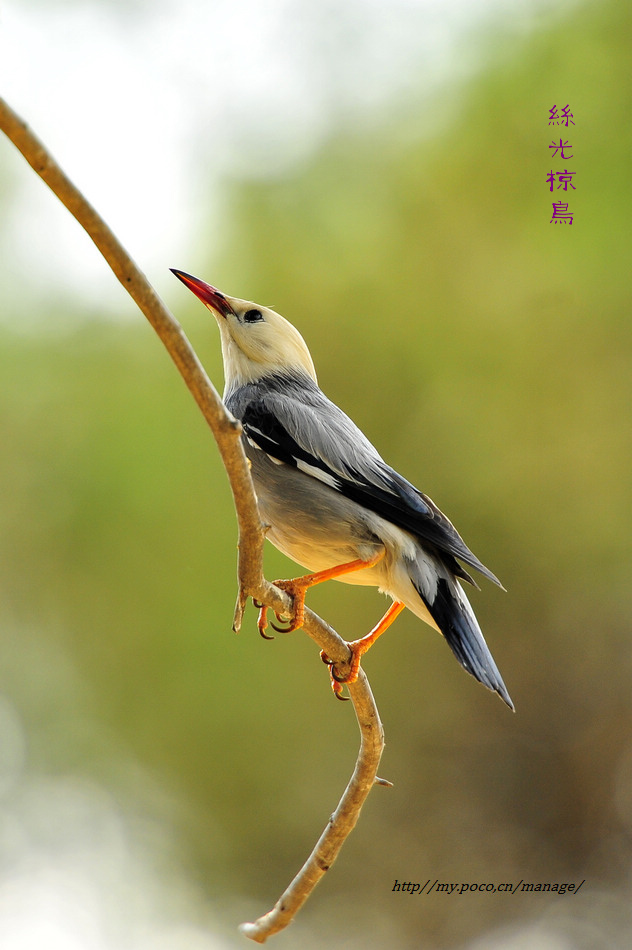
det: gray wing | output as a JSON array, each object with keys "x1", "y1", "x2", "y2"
[{"x1": 227, "y1": 373, "x2": 503, "y2": 588}]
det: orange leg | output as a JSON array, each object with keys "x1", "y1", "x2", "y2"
[
  {"x1": 256, "y1": 550, "x2": 385, "y2": 638},
  {"x1": 321, "y1": 600, "x2": 406, "y2": 698}
]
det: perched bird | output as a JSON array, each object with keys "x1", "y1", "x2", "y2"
[{"x1": 171, "y1": 269, "x2": 513, "y2": 709}]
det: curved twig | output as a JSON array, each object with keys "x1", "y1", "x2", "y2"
[
  {"x1": 0, "y1": 97, "x2": 388, "y2": 941},
  {"x1": 240, "y1": 666, "x2": 387, "y2": 943}
]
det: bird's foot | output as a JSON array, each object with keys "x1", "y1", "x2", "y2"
[
  {"x1": 319, "y1": 646, "x2": 364, "y2": 701},
  {"x1": 253, "y1": 556, "x2": 387, "y2": 642},
  {"x1": 320, "y1": 601, "x2": 406, "y2": 699},
  {"x1": 253, "y1": 578, "x2": 308, "y2": 639}
]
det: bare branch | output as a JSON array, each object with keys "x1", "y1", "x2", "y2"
[
  {"x1": 0, "y1": 96, "x2": 387, "y2": 941},
  {"x1": 240, "y1": 667, "x2": 386, "y2": 943}
]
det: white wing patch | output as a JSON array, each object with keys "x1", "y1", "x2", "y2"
[
  {"x1": 296, "y1": 459, "x2": 341, "y2": 489},
  {"x1": 246, "y1": 424, "x2": 272, "y2": 442},
  {"x1": 245, "y1": 434, "x2": 283, "y2": 466}
]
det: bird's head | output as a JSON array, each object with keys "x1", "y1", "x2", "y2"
[{"x1": 171, "y1": 269, "x2": 317, "y2": 392}]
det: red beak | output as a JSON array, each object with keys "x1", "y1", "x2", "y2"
[{"x1": 170, "y1": 269, "x2": 234, "y2": 318}]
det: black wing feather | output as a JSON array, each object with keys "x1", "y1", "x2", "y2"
[{"x1": 235, "y1": 385, "x2": 502, "y2": 589}]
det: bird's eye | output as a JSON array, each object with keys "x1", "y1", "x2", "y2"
[{"x1": 243, "y1": 309, "x2": 264, "y2": 323}]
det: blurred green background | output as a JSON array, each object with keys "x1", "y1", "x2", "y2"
[{"x1": 1, "y1": 0, "x2": 631, "y2": 947}]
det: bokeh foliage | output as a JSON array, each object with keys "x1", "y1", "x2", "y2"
[{"x1": 1, "y1": 1, "x2": 631, "y2": 946}]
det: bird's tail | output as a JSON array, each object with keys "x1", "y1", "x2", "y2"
[{"x1": 414, "y1": 573, "x2": 514, "y2": 710}]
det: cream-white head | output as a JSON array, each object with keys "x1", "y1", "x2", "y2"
[{"x1": 171, "y1": 270, "x2": 317, "y2": 394}]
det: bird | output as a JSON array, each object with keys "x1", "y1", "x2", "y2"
[{"x1": 171, "y1": 268, "x2": 513, "y2": 709}]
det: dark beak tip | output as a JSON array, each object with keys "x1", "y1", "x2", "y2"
[
  {"x1": 170, "y1": 267, "x2": 232, "y2": 317},
  {"x1": 170, "y1": 267, "x2": 193, "y2": 284}
]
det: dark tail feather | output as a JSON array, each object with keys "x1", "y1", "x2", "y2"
[{"x1": 424, "y1": 577, "x2": 514, "y2": 710}]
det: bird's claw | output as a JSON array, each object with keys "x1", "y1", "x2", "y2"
[
  {"x1": 254, "y1": 579, "x2": 307, "y2": 641},
  {"x1": 253, "y1": 599, "x2": 275, "y2": 639},
  {"x1": 320, "y1": 648, "x2": 358, "y2": 700},
  {"x1": 253, "y1": 581, "x2": 304, "y2": 640},
  {"x1": 269, "y1": 616, "x2": 295, "y2": 633},
  {"x1": 269, "y1": 578, "x2": 306, "y2": 632}
]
